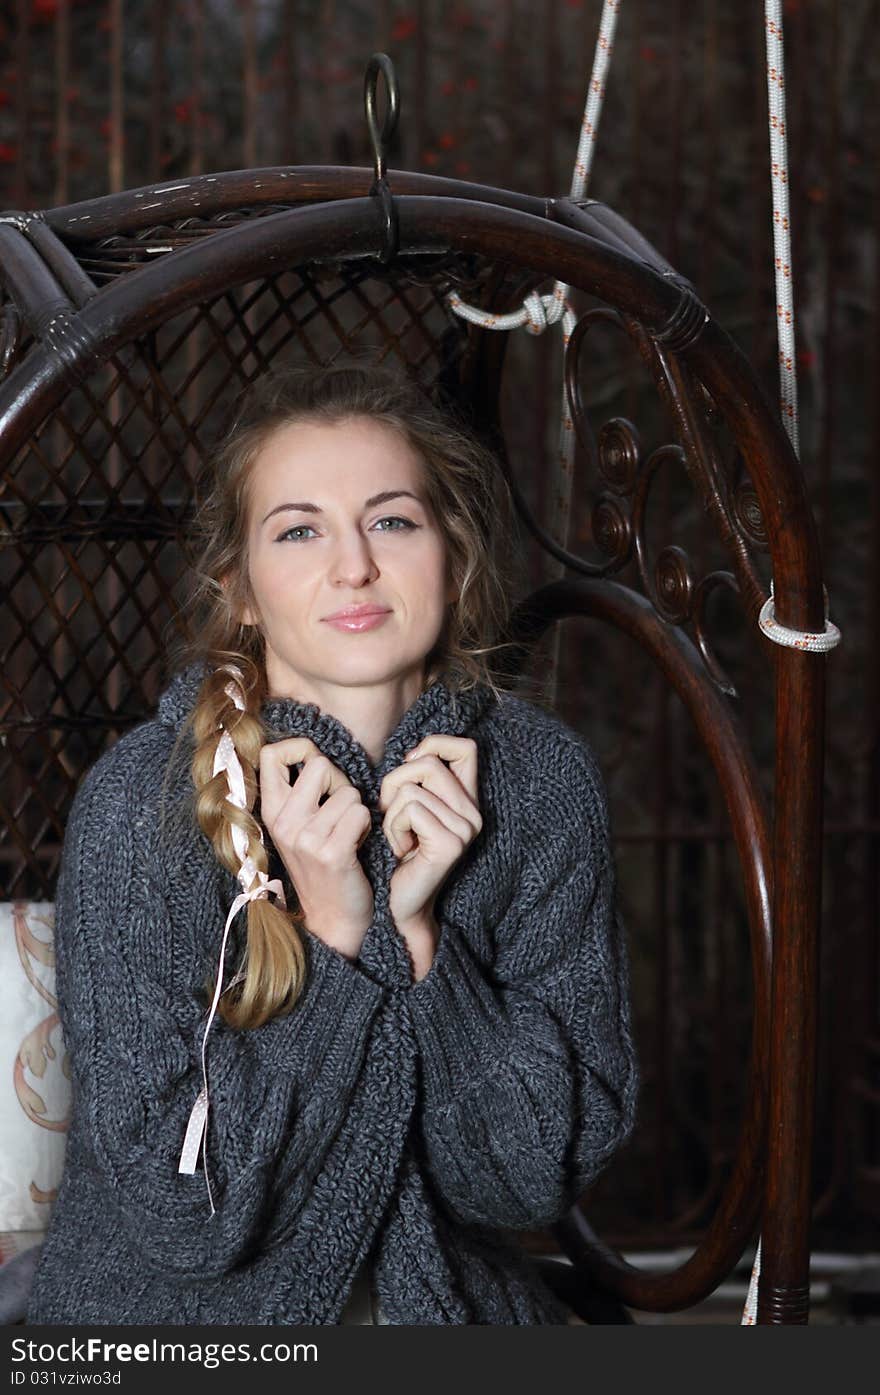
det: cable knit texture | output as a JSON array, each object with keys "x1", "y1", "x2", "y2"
[{"x1": 26, "y1": 658, "x2": 639, "y2": 1326}]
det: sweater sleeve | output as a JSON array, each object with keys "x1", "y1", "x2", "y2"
[
  {"x1": 54, "y1": 733, "x2": 386, "y2": 1282},
  {"x1": 405, "y1": 734, "x2": 639, "y2": 1231}
]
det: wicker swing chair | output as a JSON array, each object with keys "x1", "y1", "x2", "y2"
[{"x1": 0, "y1": 53, "x2": 830, "y2": 1326}]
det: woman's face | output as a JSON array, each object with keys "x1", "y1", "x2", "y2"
[{"x1": 237, "y1": 414, "x2": 458, "y2": 696}]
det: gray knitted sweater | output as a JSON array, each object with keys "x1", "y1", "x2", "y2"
[{"x1": 26, "y1": 659, "x2": 638, "y2": 1326}]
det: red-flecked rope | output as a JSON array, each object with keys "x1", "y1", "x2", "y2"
[{"x1": 757, "y1": 2, "x2": 840, "y2": 662}]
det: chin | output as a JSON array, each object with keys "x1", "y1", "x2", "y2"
[{"x1": 318, "y1": 647, "x2": 431, "y2": 687}]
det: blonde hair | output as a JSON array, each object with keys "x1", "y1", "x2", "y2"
[{"x1": 163, "y1": 354, "x2": 523, "y2": 1030}]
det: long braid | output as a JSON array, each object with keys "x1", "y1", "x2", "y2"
[
  {"x1": 192, "y1": 661, "x2": 269, "y2": 904},
  {"x1": 190, "y1": 659, "x2": 309, "y2": 1023},
  {"x1": 181, "y1": 659, "x2": 308, "y2": 1213}
]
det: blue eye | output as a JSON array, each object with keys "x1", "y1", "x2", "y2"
[
  {"x1": 372, "y1": 516, "x2": 417, "y2": 532},
  {"x1": 277, "y1": 525, "x2": 317, "y2": 542}
]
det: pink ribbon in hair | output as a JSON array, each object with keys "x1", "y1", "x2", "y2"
[{"x1": 178, "y1": 663, "x2": 286, "y2": 1216}]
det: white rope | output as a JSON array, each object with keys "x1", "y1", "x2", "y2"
[
  {"x1": 445, "y1": 0, "x2": 622, "y2": 705},
  {"x1": 766, "y1": 5, "x2": 799, "y2": 465},
  {"x1": 758, "y1": 580, "x2": 840, "y2": 652},
  {"x1": 447, "y1": 0, "x2": 620, "y2": 562},
  {"x1": 742, "y1": 1235, "x2": 761, "y2": 1325},
  {"x1": 757, "y1": 2, "x2": 840, "y2": 657}
]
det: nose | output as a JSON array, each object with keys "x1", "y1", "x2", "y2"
[{"x1": 329, "y1": 528, "x2": 380, "y2": 588}]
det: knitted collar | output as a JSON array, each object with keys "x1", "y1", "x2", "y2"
[{"x1": 156, "y1": 658, "x2": 496, "y2": 803}]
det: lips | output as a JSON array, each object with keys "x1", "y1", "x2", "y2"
[
  {"x1": 322, "y1": 605, "x2": 392, "y2": 633},
  {"x1": 324, "y1": 605, "x2": 390, "y2": 621}
]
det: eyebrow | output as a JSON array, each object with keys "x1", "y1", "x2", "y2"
[{"x1": 261, "y1": 489, "x2": 424, "y2": 526}]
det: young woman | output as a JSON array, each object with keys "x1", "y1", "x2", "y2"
[{"x1": 26, "y1": 357, "x2": 639, "y2": 1326}]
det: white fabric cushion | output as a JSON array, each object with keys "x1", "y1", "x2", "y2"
[{"x1": 0, "y1": 902, "x2": 70, "y2": 1232}]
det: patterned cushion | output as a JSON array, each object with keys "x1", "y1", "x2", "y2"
[{"x1": 0, "y1": 902, "x2": 70, "y2": 1234}]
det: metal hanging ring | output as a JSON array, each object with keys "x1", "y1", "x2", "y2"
[
  {"x1": 364, "y1": 52, "x2": 399, "y2": 186},
  {"x1": 364, "y1": 53, "x2": 400, "y2": 265}
]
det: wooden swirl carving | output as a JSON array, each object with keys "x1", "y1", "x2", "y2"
[{"x1": 527, "y1": 303, "x2": 777, "y2": 698}]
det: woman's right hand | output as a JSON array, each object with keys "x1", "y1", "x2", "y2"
[{"x1": 258, "y1": 737, "x2": 374, "y2": 960}]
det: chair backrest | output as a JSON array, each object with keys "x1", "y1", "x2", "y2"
[{"x1": 0, "y1": 151, "x2": 828, "y2": 1323}]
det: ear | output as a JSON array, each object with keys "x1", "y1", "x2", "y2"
[
  {"x1": 219, "y1": 572, "x2": 256, "y2": 628},
  {"x1": 236, "y1": 592, "x2": 256, "y2": 627}
]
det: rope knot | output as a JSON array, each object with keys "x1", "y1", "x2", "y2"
[{"x1": 523, "y1": 290, "x2": 550, "y2": 334}]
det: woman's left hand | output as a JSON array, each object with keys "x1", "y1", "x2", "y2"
[{"x1": 378, "y1": 734, "x2": 483, "y2": 942}]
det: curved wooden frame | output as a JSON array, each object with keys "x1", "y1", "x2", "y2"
[{"x1": 0, "y1": 167, "x2": 828, "y2": 1324}]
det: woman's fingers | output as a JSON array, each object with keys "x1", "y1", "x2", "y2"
[
  {"x1": 325, "y1": 798, "x2": 373, "y2": 856},
  {"x1": 378, "y1": 740, "x2": 481, "y2": 839},
  {"x1": 256, "y1": 738, "x2": 375, "y2": 945},
  {"x1": 258, "y1": 736, "x2": 353, "y2": 824},
  {"x1": 295, "y1": 783, "x2": 371, "y2": 851},
  {"x1": 404, "y1": 734, "x2": 479, "y2": 802},
  {"x1": 383, "y1": 780, "x2": 475, "y2": 860}
]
